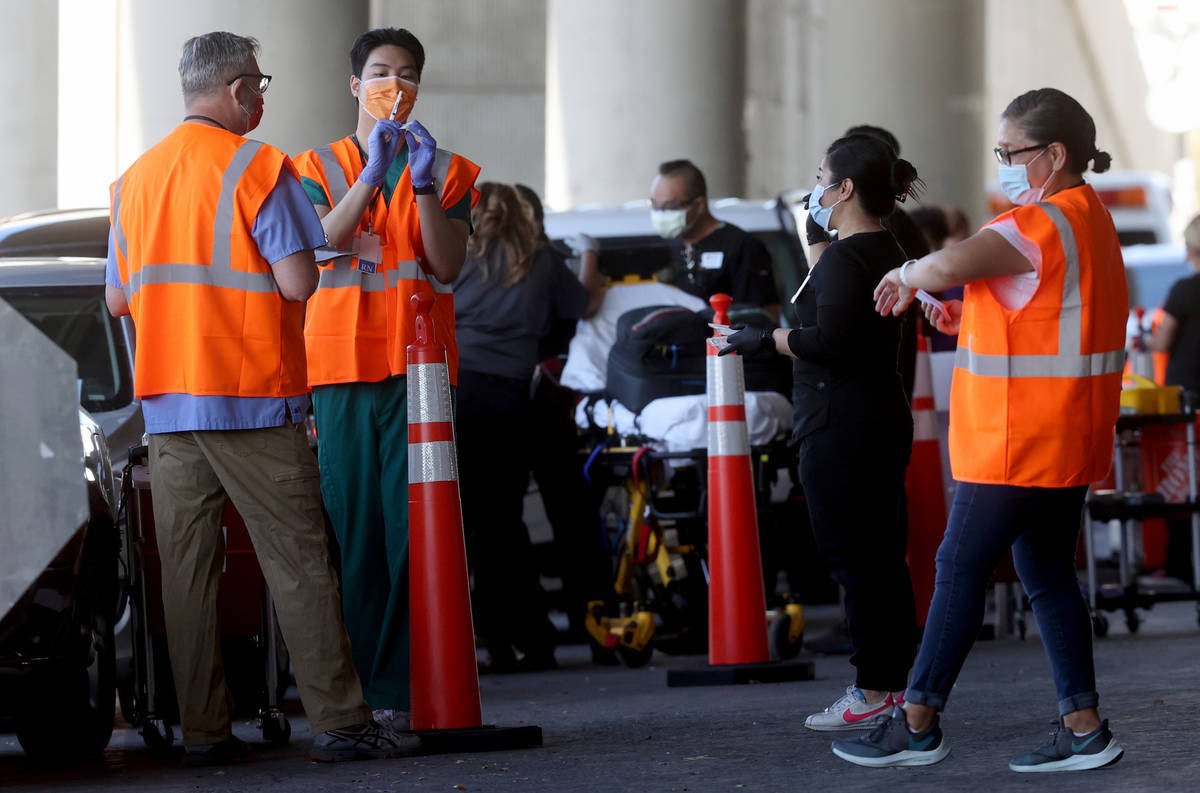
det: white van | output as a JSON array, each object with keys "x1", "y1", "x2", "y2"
[{"x1": 543, "y1": 195, "x2": 810, "y2": 320}]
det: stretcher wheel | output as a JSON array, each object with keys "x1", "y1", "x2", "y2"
[
  {"x1": 616, "y1": 643, "x2": 654, "y2": 668},
  {"x1": 261, "y1": 712, "x2": 291, "y2": 745},
  {"x1": 1124, "y1": 610, "x2": 1140, "y2": 634},
  {"x1": 1092, "y1": 614, "x2": 1109, "y2": 638},
  {"x1": 140, "y1": 719, "x2": 175, "y2": 751},
  {"x1": 769, "y1": 614, "x2": 804, "y2": 661}
]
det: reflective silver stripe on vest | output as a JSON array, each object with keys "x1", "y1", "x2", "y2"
[
  {"x1": 386, "y1": 261, "x2": 454, "y2": 294},
  {"x1": 125, "y1": 139, "x2": 278, "y2": 299},
  {"x1": 111, "y1": 174, "x2": 128, "y2": 261},
  {"x1": 212, "y1": 140, "x2": 264, "y2": 273},
  {"x1": 316, "y1": 145, "x2": 349, "y2": 206},
  {"x1": 316, "y1": 256, "x2": 387, "y2": 292},
  {"x1": 409, "y1": 441, "x2": 458, "y2": 483},
  {"x1": 408, "y1": 363, "x2": 454, "y2": 424},
  {"x1": 706, "y1": 354, "x2": 746, "y2": 407},
  {"x1": 708, "y1": 421, "x2": 750, "y2": 457},
  {"x1": 430, "y1": 148, "x2": 453, "y2": 193},
  {"x1": 954, "y1": 201, "x2": 1125, "y2": 379}
]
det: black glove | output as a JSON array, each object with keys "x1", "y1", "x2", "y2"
[
  {"x1": 718, "y1": 324, "x2": 777, "y2": 357},
  {"x1": 806, "y1": 211, "x2": 830, "y2": 246}
]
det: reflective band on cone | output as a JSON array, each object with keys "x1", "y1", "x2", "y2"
[
  {"x1": 407, "y1": 292, "x2": 483, "y2": 731},
  {"x1": 906, "y1": 332, "x2": 948, "y2": 625},
  {"x1": 705, "y1": 294, "x2": 770, "y2": 665}
]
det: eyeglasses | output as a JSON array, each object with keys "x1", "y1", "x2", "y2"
[
  {"x1": 993, "y1": 144, "x2": 1046, "y2": 166},
  {"x1": 227, "y1": 73, "x2": 272, "y2": 94},
  {"x1": 650, "y1": 196, "x2": 699, "y2": 211}
]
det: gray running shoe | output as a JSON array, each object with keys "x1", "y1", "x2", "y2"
[
  {"x1": 372, "y1": 709, "x2": 412, "y2": 731},
  {"x1": 831, "y1": 707, "x2": 950, "y2": 768},
  {"x1": 1009, "y1": 719, "x2": 1124, "y2": 773},
  {"x1": 311, "y1": 719, "x2": 421, "y2": 762}
]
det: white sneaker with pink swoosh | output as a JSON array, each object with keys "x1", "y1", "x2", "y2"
[{"x1": 804, "y1": 686, "x2": 895, "y2": 732}]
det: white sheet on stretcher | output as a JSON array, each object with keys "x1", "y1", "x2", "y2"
[{"x1": 576, "y1": 392, "x2": 793, "y2": 453}]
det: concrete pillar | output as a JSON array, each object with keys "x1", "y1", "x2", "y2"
[
  {"x1": 118, "y1": 0, "x2": 368, "y2": 170},
  {"x1": 0, "y1": 1, "x2": 57, "y2": 214},
  {"x1": 804, "y1": 0, "x2": 987, "y2": 223},
  {"x1": 370, "y1": 0, "x2": 548, "y2": 190},
  {"x1": 546, "y1": 0, "x2": 746, "y2": 209}
]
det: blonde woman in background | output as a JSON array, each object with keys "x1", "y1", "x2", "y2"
[{"x1": 453, "y1": 182, "x2": 602, "y2": 672}]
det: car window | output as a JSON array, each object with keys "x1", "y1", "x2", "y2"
[{"x1": 1, "y1": 285, "x2": 133, "y2": 414}]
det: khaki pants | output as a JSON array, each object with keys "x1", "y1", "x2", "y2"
[{"x1": 149, "y1": 423, "x2": 371, "y2": 746}]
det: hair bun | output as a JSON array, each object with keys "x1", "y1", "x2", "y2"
[
  {"x1": 1091, "y1": 149, "x2": 1112, "y2": 174},
  {"x1": 890, "y1": 158, "x2": 921, "y2": 202}
]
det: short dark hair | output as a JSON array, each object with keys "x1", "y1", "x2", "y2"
[
  {"x1": 1002, "y1": 88, "x2": 1111, "y2": 174},
  {"x1": 825, "y1": 134, "x2": 923, "y2": 218},
  {"x1": 350, "y1": 27, "x2": 425, "y2": 79},
  {"x1": 910, "y1": 206, "x2": 950, "y2": 249},
  {"x1": 845, "y1": 124, "x2": 901, "y2": 156},
  {"x1": 658, "y1": 159, "x2": 708, "y2": 199}
]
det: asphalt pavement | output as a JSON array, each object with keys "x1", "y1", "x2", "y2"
[{"x1": 2, "y1": 601, "x2": 1198, "y2": 793}]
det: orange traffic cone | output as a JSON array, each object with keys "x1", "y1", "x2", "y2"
[
  {"x1": 667, "y1": 293, "x2": 813, "y2": 686},
  {"x1": 406, "y1": 291, "x2": 541, "y2": 752},
  {"x1": 905, "y1": 331, "x2": 948, "y2": 625}
]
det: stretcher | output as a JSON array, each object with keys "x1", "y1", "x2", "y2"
[
  {"x1": 560, "y1": 280, "x2": 803, "y2": 665},
  {"x1": 117, "y1": 446, "x2": 291, "y2": 749}
]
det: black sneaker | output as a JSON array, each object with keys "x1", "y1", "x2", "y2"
[
  {"x1": 184, "y1": 735, "x2": 251, "y2": 767},
  {"x1": 1009, "y1": 718, "x2": 1124, "y2": 772},
  {"x1": 831, "y1": 707, "x2": 950, "y2": 767},
  {"x1": 310, "y1": 720, "x2": 421, "y2": 762}
]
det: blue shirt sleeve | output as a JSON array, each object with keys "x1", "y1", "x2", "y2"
[
  {"x1": 251, "y1": 172, "x2": 329, "y2": 264},
  {"x1": 105, "y1": 227, "x2": 122, "y2": 288}
]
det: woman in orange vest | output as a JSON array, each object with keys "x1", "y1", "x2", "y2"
[{"x1": 833, "y1": 88, "x2": 1127, "y2": 773}]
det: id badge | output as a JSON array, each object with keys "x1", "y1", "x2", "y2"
[
  {"x1": 700, "y1": 251, "x2": 724, "y2": 270},
  {"x1": 356, "y1": 231, "x2": 383, "y2": 274}
]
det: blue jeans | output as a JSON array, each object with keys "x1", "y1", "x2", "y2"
[{"x1": 906, "y1": 482, "x2": 1099, "y2": 717}]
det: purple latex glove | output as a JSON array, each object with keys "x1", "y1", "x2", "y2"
[
  {"x1": 360, "y1": 119, "x2": 405, "y2": 188},
  {"x1": 404, "y1": 119, "x2": 437, "y2": 188}
]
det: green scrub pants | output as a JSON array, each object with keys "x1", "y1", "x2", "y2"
[{"x1": 313, "y1": 375, "x2": 411, "y2": 710}]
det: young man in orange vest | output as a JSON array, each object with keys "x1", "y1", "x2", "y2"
[
  {"x1": 106, "y1": 31, "x2": 417, "y2": 765},
  {"x1": 292, "y1": 27, "x2": 480, "y2": 729}
]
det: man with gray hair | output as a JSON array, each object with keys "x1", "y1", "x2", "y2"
[{"x1": 106, "y1": 31, "x2": 417, "y2": 764}]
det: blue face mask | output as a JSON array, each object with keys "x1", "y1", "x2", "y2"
[
  {"x1": 807, "y1": 181, "x2": 844, "y2": 231},
  {"x1": 998, "y1": 147, "x2": 1050, "y2": 206}
]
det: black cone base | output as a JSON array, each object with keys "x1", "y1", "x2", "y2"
[
  {"x1": 415, "y1": 724, "x2": 543, "y2": 755},
  {"x1": 666, "y1": 660, "x2": 815, "y2": 688}
]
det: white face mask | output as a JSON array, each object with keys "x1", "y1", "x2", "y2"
[
  {"x1": 807, "y1": 181, "x2": 843, "y2": 231},
  {"x1": 998, "y1": 147, "x2": 1052, "y2": 206},
  {"x1": 650, "y1": 208, "x2": 688, "y2": 239}
]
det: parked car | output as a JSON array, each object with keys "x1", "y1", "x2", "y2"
[
  {"x1": 0, "y1": 208, "x2": 111, "y2": 259},
  {"x1": 0, "y1": 405, "x2": 121, "y2": 758},
  {"x1": 0, "y1": 258, "x2": 143, "y2": 464},
  {"x1": 0, "y1": 257, "x2": 136, "y2": 758}
]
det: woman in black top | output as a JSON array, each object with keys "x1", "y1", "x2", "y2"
[{"x1": 723, "y1": 134, "x2": 921, "y2": 730}]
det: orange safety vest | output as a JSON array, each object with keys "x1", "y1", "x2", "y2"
[
  {"x1": 109, "y1": 123, "x2": 308, "y2": 399},
  {"x1": 292, "y1": 137, "x2": 480, "y2": 387},
  {"x1": 949, "y1": 185, "x2": 1128, "y2": 487}
]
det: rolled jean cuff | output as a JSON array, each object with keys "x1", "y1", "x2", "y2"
[
  {"x1": 1058, "y1": 691, "x2": 1099, "y2": 717},
  {"x1": 902, "y1": 688, "x2": 946, "y2": 711}
]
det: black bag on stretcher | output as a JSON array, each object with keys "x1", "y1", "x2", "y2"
[{"x1": 605, "y1": 304, "x2": 791, "y2": 413}]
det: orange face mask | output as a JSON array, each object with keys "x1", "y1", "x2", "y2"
[{"x1": 360, "y1": 76, "x2": 418, "y2": 122}]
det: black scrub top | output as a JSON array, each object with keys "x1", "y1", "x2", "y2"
[{"x1": 788, "y1": 229, "x2": 911, "y2": 442}]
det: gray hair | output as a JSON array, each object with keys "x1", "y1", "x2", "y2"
[{"x1": 179, "y1": 31, "x2": 259, "y2": 101}]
